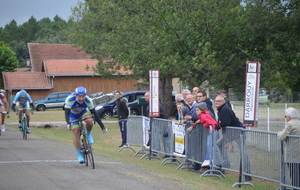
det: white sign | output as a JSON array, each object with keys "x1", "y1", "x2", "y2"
[
  {"x1": 149, "y1": 70, "x2": 160, "y2": 117},
  {"x1": 173, "y1": 121, "x2": 185, "y2": 155},
  {"x1": 143, "y1": 117, "x2": 150, "y2": 147},
  {"x1": 243, "y1": 62, "x2": 260, "y2": 127}
]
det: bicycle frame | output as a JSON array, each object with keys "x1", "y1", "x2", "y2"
[
  {"x1": 72, "y1": 116, "x2": 95, "y2": 169},
  {"x1": 20, "y1": 109, "x2": 28, "y2": 140},
  {"x1": 15, "y1": 108, "x2": 33, "y2": 140}
]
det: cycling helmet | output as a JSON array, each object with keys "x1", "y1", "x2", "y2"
[
  {"x1": 75, "y1": 86, "x2": 87, "y2": 96},
  {"x1": 20, "y1": 89, "x2": 26, "y2": 98}
]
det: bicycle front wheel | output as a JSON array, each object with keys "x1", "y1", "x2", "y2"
[
  {"x1": 22, "y1": 114, "x2": 27, "y2": 140},
  {"x1": 81, "y1": 134, "x2": 89, "y2": 167},
  {"x1": 86, "y1": 143, "x2": 95, "y2": 169}
]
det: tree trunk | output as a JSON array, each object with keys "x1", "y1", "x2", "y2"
[{"x1": 160, "y1": 76, "x2": 173, "y2": 118}]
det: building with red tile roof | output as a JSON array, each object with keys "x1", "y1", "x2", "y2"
[
  {"x1": 2, "y1": 43, "x2": 141, "y2": 102},
  {"x1": 28, "y1": 43, "x2": 92, "y2": 72}
]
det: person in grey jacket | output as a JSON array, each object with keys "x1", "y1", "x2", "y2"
[
  {"x1": 115, "y1": 91, "x2": 129, "y2": 147},
  {"x1": 278, "y1": 107, "x2": 300, "y2": 188}
]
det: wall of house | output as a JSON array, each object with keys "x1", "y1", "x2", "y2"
[
  {"x1": 6, "y1": 76, "x2": 141, "y2": 103},
  {"x1": 52, "y1": 76, "x2": 139, "y2": 95}
]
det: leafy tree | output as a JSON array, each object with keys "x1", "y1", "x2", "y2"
[
  {"x1": 68, "y1": 0, "x2": 249, "y2": 114},
  {"x1": 0, "y1": 41, "x2": 19, "y2": 88}
]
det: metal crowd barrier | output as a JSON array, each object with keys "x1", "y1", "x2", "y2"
[
  {"x1": 122, "y1": 116, "x2": 300, "y2": 189},
  {"x1": 243, "y1": 129, "x2": 280, "y2": 182},
  {"x1": 119, "y1": 116, "x2": 148, "y2": 155}
]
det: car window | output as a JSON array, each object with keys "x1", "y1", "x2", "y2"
[
  {"x1": 108, "y1": 98, "x2": 116, "y2": 104},
  {"x1": 59, "y1": 93, "x2": 71, "y2": 98},
  {"x1": 48, "y1": 94, "x2": 58, "y2": 100},
  {"x1": 122, "y1": 95, "x2": 130, "y2": 103}
]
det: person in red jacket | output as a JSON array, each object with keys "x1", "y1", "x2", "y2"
[
  {"x1": 192, "y1": 104, "x2": 217, "y2": 131},
  {"x1": 189, "y1": 103, "x2": 218, "y2": 173}
]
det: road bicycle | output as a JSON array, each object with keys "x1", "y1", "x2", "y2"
[
  {"x1": 72, "y1": 116, "x2": 95, "y2": 169},
  {"x1": 17, "y1": 109, "x2": 34, "y2": 140}
]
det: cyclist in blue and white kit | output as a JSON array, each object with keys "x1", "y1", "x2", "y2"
[
  {"x1": 11, "y1": 89, "x2": 34, "y2": 134},
  {"x1": 64, "y1": 86, "x2": 107, "y2": 163}
]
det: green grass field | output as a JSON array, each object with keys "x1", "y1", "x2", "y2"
[{"x1": 6, "y1": 110, "x2": 279, "y2": 190}]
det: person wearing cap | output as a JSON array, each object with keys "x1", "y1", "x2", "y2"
[
  {"x1": 64, "y1": 86, "x2": 107, "y2": 163},
  {"x1": 11, "y1": 89, "x2": 34, "y2": 134},
  {"x1": 217, "y1": 90, "x2": 232, "y2": 109},
  {"x1": 0, "y1": 90, "x2": 10, "y2": 132}
]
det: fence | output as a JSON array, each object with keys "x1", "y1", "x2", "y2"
[{"x1": 121, "y1": 116, "x2": 300, "y2": 189}]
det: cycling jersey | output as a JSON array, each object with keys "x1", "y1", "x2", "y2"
[
  {"x1": 64, "y1": 94, "x2": 94, "y2": 114},
  {"x1": 64, "y1": 93, "x2": 105, "y2": 130},
  {"x1": 0, "y1": 93, "x2": 5, "y2": 106},
  {"x1": 13, "y1": 91, "x2": 33, "y2": 110}
]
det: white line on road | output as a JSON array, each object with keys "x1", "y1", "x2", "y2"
[{"x1": 0, "y1": 160, "x2": 122, "y2": 164}]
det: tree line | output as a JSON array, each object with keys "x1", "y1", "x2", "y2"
[{"x1": 1, "y1": 0, "x2": 300, "y2": 106}]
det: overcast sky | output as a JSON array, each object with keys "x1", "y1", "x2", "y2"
[{"x1": 0, "y1": 0, "x2": 81, "y2": 27}]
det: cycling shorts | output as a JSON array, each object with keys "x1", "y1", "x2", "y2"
[
  {"x1": 70, "y1": 108, "x2": 91, "y2": 129},
  {"x1": 16, "y1": 101, "x2": 31, "y2": 110}
]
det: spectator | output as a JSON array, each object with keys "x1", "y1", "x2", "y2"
[
  {"x1": 176, "y1": 102, "x2": 189, "y2": 124},
  {"x1": 175, "y1": 93, "x2": 189, "y2": 107},
  {"x1": 184, "y1": 94, "x2": 199, "y2": 123},
  {"x1": 196, "y1": 90, "x2": 215, "y2": 119},
  {"x1": 278, "y1": 107, "x2": 300, "y2": 188},
  {"x1": 144, "y1": 92, "x2": 167, "y2": 119},
  {"x1": 181, "y1": 89, "x2": 191, "y2": 102},
  {"x1": 192, "y1": 87, "x2": 200, "y2": 97},
  {"x1": 114, "y1": 91, "x2": 129, "y2": 147},
  {"x1": 217, "y1": 90, "x2": 232, "y2": 109},
  {"x1": 144, "y1": 91, "x2": 167, "y2": 147},
  {"x1": 188, "y1": 103, "x2": 218, "y2": 173},
  {"x1": 214, "y1": 95, "x2": 251, "y2": 181},
  {"x1": 184, "y1": 94, "x2": 202, "y2": 171}
]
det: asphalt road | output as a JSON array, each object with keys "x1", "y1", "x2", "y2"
[{"x1": 0, "y1": 127, "x2": 187, "y2": 190}]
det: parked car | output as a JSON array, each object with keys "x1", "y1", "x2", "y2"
[
  {"x1": 34, "y1": 91, "x2": 72, "y2": 111},
  {"x1": 95, "y1": 91, "x2": 147, "y2": 119},
  {"x1": 126, "y1": 96, "x2": 177, "y2": 117},
  {"x1": 259, "y1": 90, "x2": 270, "y2": 105},
  {"x1": 90, "y1": 92, "x2": 115, "y2": 106}
]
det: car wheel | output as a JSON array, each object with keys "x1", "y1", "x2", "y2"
[
  {"x1": 36, "y1": 105, "x2": 46, "y2": 111},
  {"x1": 130, "y1": 109, "x2": 139, "y2": 115},
  {"x1": 101, "y1": 111, "x2": 112, "y2": 119}
]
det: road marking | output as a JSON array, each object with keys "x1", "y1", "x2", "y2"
[{"x1": 0, "y1": 160, "x2": 122, "y2": 164}]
